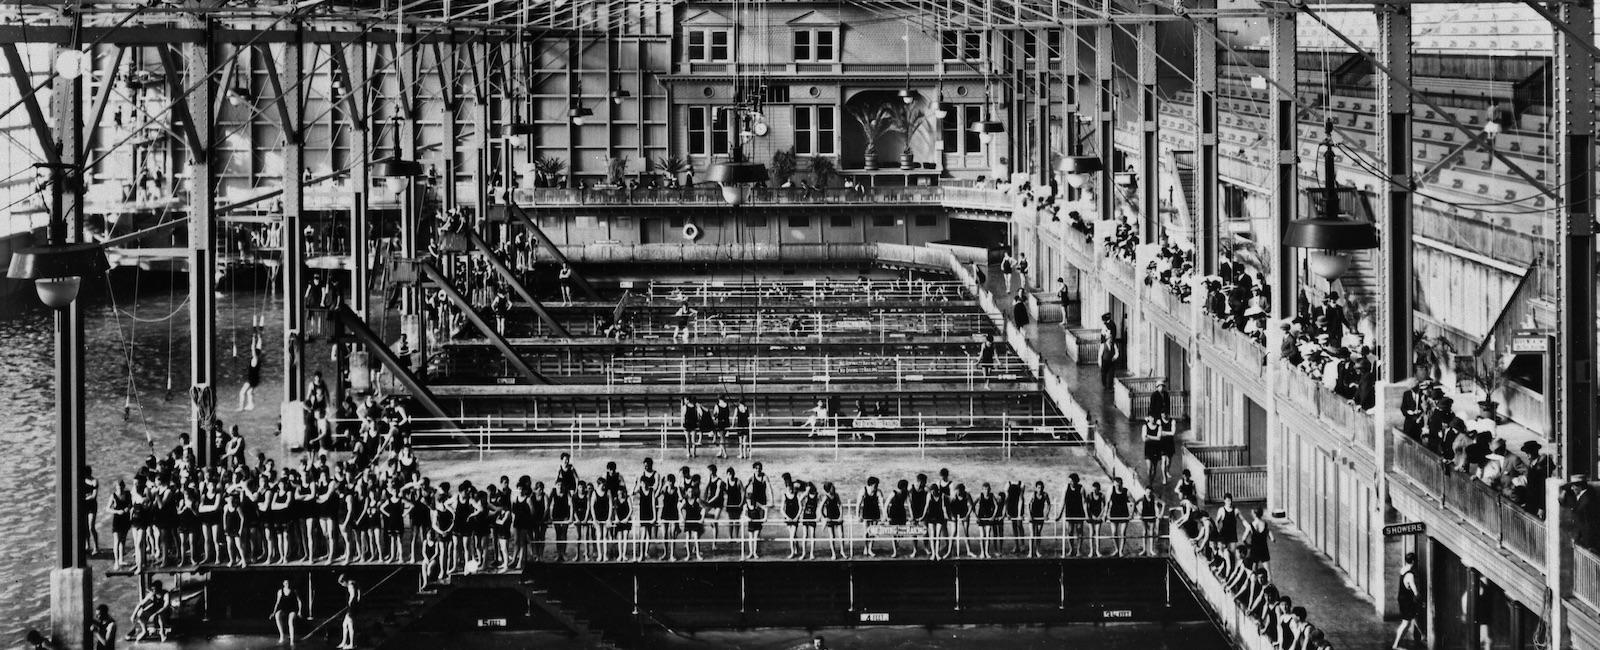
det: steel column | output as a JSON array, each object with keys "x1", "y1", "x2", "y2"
[
  {"x1": 1552, "y1": 1, "x2": 1596, "y2": 644},
  {"x1": 1137, "y1": 18, "x2": 1159, "y2": 243},
  {"x1": 278, "y1": 37, "x2": 306, "y2": 406},
  {"x1": 43, "y1": 36, "x2": 93, "y2": 650},
  {"x1": 1193, "y1": 13, "x2": 1218, "y2": 275},
  {"x1": 1376, "y1": 6, "x2": 1412, "y2": 383},
  {"x1": 1095, "y1": 21, "x2": 1114, "y2": 224},
  {"x1": 183, "y1": 34, "x2": 218, "y2": 466},
  {"x1": 346, "y1": 41, "x2": 372, "y2": 318},
  {"x1": 1267, "y1": 11, "x2": 1296, "y2": 317}
]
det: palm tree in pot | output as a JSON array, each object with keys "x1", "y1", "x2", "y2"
[
  {"x1": 532, "y1": 155, "x2": 567, "y2": 188},
  {"x1": 848, "y1": 104, "x2": 895, "y2": 171},
  {"x1": 809, "y1": 155, "x2": 838, "y2": 188},
  {"x1": 771, "y1": 147, "x2": 798, "y2": 187},
  {"x1": 653, "y1": 155, "x2": 690, "y2": 187},
  {"x1": 887, "y1": 102, "x2": 926, "y2": 171}
]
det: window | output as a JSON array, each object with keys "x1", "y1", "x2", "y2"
[
  {"x1": 829, "y1": 215, "x2": 852, "y2": 228},
  {"x1": 793, "y1": 29, "x2": 837, "y2": 62},
  {"x1": 963, "y1": 32, "x2": 983, "y2": 61},
  {"x1": 1023, "y1": 31, "x2": 1037, "y2": 60},
  {"x1": 915, "y1": 214, "x2": 938, "y2": 227},
  {"x1": 941, "y1": 31, "x2": 960, "y2": 60},
  {"x1": 963, "y1": 105, "x2": 984, "y2": 153},
  {"x1": 793, "y1": 106, "x2": 836, "y2": 156},
  {"x1": 871, "y1": 215, "x2": 895, "y2": 227},
  {"x1": 1047, "y1": 30, "x2": 1062, "y2": 60},
  {"x1": 688, "y1": 29, "x2": 730, "y2": 62},
  {"x1": 788, "y1": 215, "x2": 811, "y2": 228},
  {"x1": 688, "y1": 106, "x2": 732, "y2": 157},
  {"x1": 942, "y1": 105, "x2": 985, "y2": 155}
]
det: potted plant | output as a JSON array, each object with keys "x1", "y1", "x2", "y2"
[
  {"x1": 532, "y1": 155, "x2": 567, "y2": 188},
  {"x1": 887, "y1": 103, "x2": 926, "y2": 170},
  {"x1": 605, "y1": 155, "x2": 630, "y2": 187},
  {"x1": 771, "y1": 147, "x2": 798, "y2": 187},
  {"x1": 653, "y1": 155, "x2": 690, "y2": 186},
  {"x1": 1474, "y1": 357, "x2": 1507, "y2": 422},
  {"x1": 848, "y1": 104, "x2": 895, "y2": 171},
  {"x1": 809, "y1": 155, "x2": 838, "y2": 188}
]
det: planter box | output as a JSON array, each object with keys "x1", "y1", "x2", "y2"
[
  {"x1": 1062, "y1": 327, "x2": 1103, "y2": 364},
  {"x1": 1114, "y1": 376, "x2": 1164, "y2": 418},
  {"x1": 1026, "y1": 293, "x2": 1065, "y2": 324}
]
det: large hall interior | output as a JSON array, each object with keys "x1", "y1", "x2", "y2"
[{"x1": 1, "y1": 0, "x2": 1598, "y2": 647}]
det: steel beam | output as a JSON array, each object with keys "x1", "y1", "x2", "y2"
[
  {"x1": 280, "y1": 37, "x2": 306, "y2": 407},
  {"x1": 1376, "y1": 5, "x2": 1412, "y2": 384},
  {"x1": 1267, "y1": 11, "x2": 1295, "y2": 318},
  {"x1": 185, "y1": 29, "x2": 218, "y2": 467},
  {"x1": 1136, "y1": 16, "x2": 1158, "y2": 243},
  {"x1": 1095, "y1": 20, "x2": 1114, "y2": 225},
  {"x1": 1553, "y1": 0, "x2": 1597, "y2": 485},
  {"x1": 82, "y1": 45, "x2": 126, "y2": 161},
  {"x1": 327, "y1": 304, "x2": 464, "y2": 438},
  {"x1": 466, "y1": 231, "x2": 571, "y2": 337},
  {"x1": 45, "y1": 38, "x2": 91, "y2": 650},
  {"x1": 1, "y1": 43, "x2": 62, "y2": 167},
  {"x1": 1193, "y1": 11, "x2": 1218, "y2": 275},
  {"x1": 419, "y1": 262, "x2": 553, "y2": 385},
  {"x1": 346, "y1": 42, "x2": 372, "y2": 318},
  {"x1": 505, "y1": 202, "x2": 600, "y2": 300}
]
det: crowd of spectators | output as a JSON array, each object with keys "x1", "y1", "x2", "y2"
[
  {"x1": 1200, "y1": 253, "x2": 1271, "y2": 344},
  {"x1": 1174, "y1": 496, "x2": 1330, "y2": 649},
  {"x1": 1276, "y1": 288, "x2": 1377, "y2": 410},
  {"x1": 1399, "y1": 379, "x2": 1553, "y2": 515},
  {"x1": 1143, "y1": 241, "x2": 1195, "y2": 303}
]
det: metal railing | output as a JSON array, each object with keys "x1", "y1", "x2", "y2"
[
  {"x1": 1167, "y1": 526, "x2": 1279, "y2": 650},
  {"x1": 529, "y1": 242, "x2": 879, "y2": 264},
  {"x1": 503, "y1": 185, "x2": 1014, "y2": 209},
  {"x1": 1575, "y1": 545, "x2": 1600, "y2": 614},
  {"x1": 600, "y1": 354, "x2": 1034, "y2": 388},
  {"x1": 406, "y1": 413, "x2": 1079, "y2": 459},
  {"x1": 1387, "y1": 430, "x2": 1546, "y2": 567},
  {"x1": 1188, "y1": 445, "x2": 1251, "y2": 468},
  {"x1": 642, "y1": 278, "x2": 972, "y2": 304},
  {"x1": 1202, "y1": 319, "x2": 1265, "y2": 367},
  {"x1": 484, "y1": 310, "x2": 996, "y2": 340}
]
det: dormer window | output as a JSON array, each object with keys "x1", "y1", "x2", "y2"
[
  {"x1": 688, "y1": 29, "x2": 730, "y2": 62},
  {"x1": 793, "y1": 29, "x2": 837, "y2": 62}
]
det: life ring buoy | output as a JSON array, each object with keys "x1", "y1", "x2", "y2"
[{"x1": 682, "y1": 223, "x2": 702, "y2": 241}]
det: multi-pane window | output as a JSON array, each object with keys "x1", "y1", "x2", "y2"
[
  {"x1": 940, "y1": 105, "x2": 985, "y2": 155},
  {"x1": 793, "y1": 105, "x2": 836, "y2": 155},
  {"x1": 792, "y1": 29, "x2": 836, "y2": 62},
  {"x1": 688, "y1": 106, "x2": 732, "y2": 157},
  {"x1": 688, "y1": 29, "x2": 730, "y2": 62},
  {"x1": 942, "y1": 31, "x2": 984, "y2": 61}
]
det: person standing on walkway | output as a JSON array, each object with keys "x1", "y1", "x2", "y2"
[
  {"x1": 1016, "y1": 253, "x2": 1030, "y2": 290},
  {"x1": 336, "y1": 574, "x2": 359, "y2": 650},
  {"x1": 1000, "y1": 252, "x2": 1016, "y2": 293},
  {"x1": 1098, "y1": 313, "x2": 1120, "y2": 388},
  {"x1": 1244, "y1": 508, "x2": 1274, "y2": 576},
  {"x1": 1393, "y1": 551, "x2": 1423, "y2": 649},
  {"x1": 1013, "y1": 293, "x2": 1031, "y2": 332}
]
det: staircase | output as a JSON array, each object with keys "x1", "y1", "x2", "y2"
[
  {"x1": 523, "y1": 585, "x2": 626, "y2": 649},
  {"x1": 1333, "y1": 248, "x2": 1380, "y2": 310},
  {"x1": 366, "y1": 582, "x2": 460, "y2": 649}
]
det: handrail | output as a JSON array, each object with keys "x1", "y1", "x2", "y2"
[
  {"x1": 297, "y1": 564, "x2": 412, "y2": 641},
  {"x1": 1387, "y1": 430, "x2": 1546, "y2": 568}
]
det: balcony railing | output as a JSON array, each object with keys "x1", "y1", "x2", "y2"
[
  {"x1": 503, "y1": 185, "x2": 1009, "y2": 208},
  {"x1": 1202, "y1": 318, "x2": 1266, "y2": 369},
  {"x1": 1388, "y1": 430, "x2": 1546, "y2": 567},
  {"x1": 1576, "y1": 546, "x2": 1600, "y2": 615},
  {"x1": 1275, "y1": 362, "x2": 1376, "y2": 449},
  {"x1": 1103, "y1": 254, "x2": 1138, "y2": 293}
]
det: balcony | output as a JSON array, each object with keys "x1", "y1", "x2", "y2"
[
  {"x1": 1102, "y1": 253, "x2": 1139, "y2": 299},
  {"x1": 1200, "y1": 318, "x2": 1266, "y2": 370},
  {"x1": 1114, "y1": 376, "x2": 1191, "y2": 421},
  {"x1": 499, "y1": 185, "x2": 1014, "y2": 209},
  {"x1": 1388, "y1": 430, "x2": 1546, "y2": 568},
  {"x1": 1274, "y1": 361, "x2": 1376, "y2": 451},
  {"x1": 1182, "y1": 444, "x2": 1268, "y2": 504}
]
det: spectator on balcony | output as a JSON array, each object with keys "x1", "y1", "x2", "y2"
[
  {"x1": 1315, "y1": 293, "x2": 1348, "y2": 347},
  {"x1": 1562, "y1": 475, "x2": 1599, "y2": 547},
  {"x1": 1515, "y1": 442, "x2": 1553, "y2": 515},
  {"x1": 1148, "y1": 382, "x2": 1171, "y2": 421},
  {"x1": 1401, "y1": 381, "x2": 1427, "y2": 440}
]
